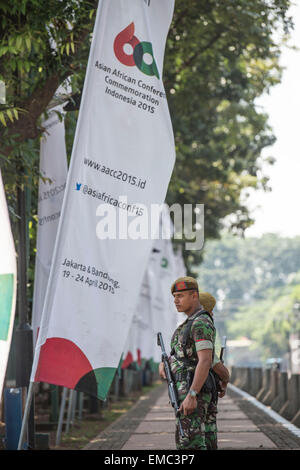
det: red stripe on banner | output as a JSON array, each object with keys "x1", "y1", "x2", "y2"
[
  {"x1": 137, "y1": 348, "x2": 142, "y2": 367},
  {"x1": 34, "y1": 337, "x2": 93, "y2": 388},
  {"x1": 121, "y1": 351, "x2": 134, "y2": 369}
]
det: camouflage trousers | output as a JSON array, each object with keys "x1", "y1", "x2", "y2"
[{"x1": 175, "y1": 392, "x2": 218, "y2": 450}]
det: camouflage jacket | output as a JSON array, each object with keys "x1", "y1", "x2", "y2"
[{"x1": 169, "y1": 309, "x2": 216, "y2": 381}]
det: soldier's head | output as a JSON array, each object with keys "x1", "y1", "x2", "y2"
[{"x1": 171, "y1": 276, "x2": 201, "y2": 315}]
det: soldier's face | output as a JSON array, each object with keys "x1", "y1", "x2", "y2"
[{"x1": 173, "y1": 291, "x2": 196, "y2": 312}]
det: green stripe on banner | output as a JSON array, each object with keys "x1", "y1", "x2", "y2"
[
  {"x1": 94, "y1": 367, "x2": 117, "y2": 400},
  {"x1": 0, "y1": 273, "x2": 14, "y2": 341}
]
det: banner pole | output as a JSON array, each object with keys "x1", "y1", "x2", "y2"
[
  {"x1": 78, "y1": 392, "x2": 83, "y2": 420},
  {"x1": 17, "y1": 381, "x2": 34, "y2": 450},
  {"x1": 71, "y1": 390, "x2": 77, "y2": 425},
  {"x1": 56, "y1": 387, "x2": 68, "y2": 446},
  {"x1": 65, "y1": 389, "x2": 74, "y2": 433}
]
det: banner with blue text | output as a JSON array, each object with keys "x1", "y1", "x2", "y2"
[
  {"x1": 31, "y1": 0, "x2": 175, "y2": 399},
  {"x1": 32, "y1": 93, "x2": 68, "y2": 347}
]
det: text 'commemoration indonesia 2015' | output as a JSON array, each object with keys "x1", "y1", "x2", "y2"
[{"x1": 95, "y1": 62, "x2": 166, "y2": 114}]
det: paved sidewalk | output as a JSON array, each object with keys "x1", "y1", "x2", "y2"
[{"x1": 84, "y1": 382, "x2": 300, "y2": 451}]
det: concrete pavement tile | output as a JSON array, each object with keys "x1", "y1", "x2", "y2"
[
  {"x1": 218, "y1": 397, "x2": 239, "y2": 404},
  {"x1": 219, "y1": 397, "x2": 236, "y2": 404},
  {"x1": 218, "y1": 432, "x2": 277, "y2": 449},
  {"x1": 217, "y1": 405, "x2": 241, "y2": 412},
  {"x1": 217, "y1": 410, "x2": 249, "y2": 420},
  {"x1": 134, "y1": 421, "x2": 175, "y2": 433},
  {"x1": 217, "y1": 419, "x2": 259, "y2": 432},
  {"x1": 144, "y1": 408, "x2": 173, "y2": 415},
  {"x1": 154, "y1": 397, "x2": 170, "y2": 404},
  {"x1": 154, "y1": 402, "x2": 171, "y2": 408},
  {"x1": 122, "y1": 433, "x2": 176, "y2": 450},
  {"x1": 143, "y1": 412, "x2": 175, "y2": 421},
  {"x1": 151, "y1": 405, "x2": 173, "y2": 411}
]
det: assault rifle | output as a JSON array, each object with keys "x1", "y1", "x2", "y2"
[{"x1": 157, "y1": 332, "x2": 185, "y2": 439}]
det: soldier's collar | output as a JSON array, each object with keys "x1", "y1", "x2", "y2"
[
  {"x1": 189, "y1": 308, "x2": 213, "y2": 322},
  {"x1": 180, "y1": 308, "x2": 212, "y2": 326},
  {"x1": 189, "y1": 307, "x2": 204, "y2": 320}
]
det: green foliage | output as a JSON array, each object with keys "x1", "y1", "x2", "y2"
[
  {"x1": 164, "y1": 0, "x2": 293, "y2": 273},
  {"x1": 226, "y1": 280, "x2": 300, "y2": 360},
  {"x1": 197, "y1": 233, "x2": 300, "y2": 359},
  {"x1": 0, "y1": 1, "x2": 293, "y2": 183},
  {"x1": 197, "y1": 233, "x2": 300, "y2": 306},
  {"x1": 0, "y1": 0, "x2": 96, "y2": 185},
  {"x1": 0, "y1": 1, "x2": 295, "y2": 319}
]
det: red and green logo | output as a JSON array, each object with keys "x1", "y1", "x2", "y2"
[{"x1": 113, "y1": 22, "x2": 160, "y2": 79}]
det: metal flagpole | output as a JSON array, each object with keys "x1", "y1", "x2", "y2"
[
  {"x1": 17, "y1": 381, "x2": 34, "y2": 450},
  {"x1": 65, "y1": 389, "x2": 74, "y2": 433},
  {"x1": 78, "y1": 392, "x2": 83, "y2": 420},
  {"x1": 56, "y1": 387, "x2": 68, "y2": 446},
  {"x1": 16, "y1": 178, "x2": 35, "y2": 450},
  {"x1": 71, "y1": 390, "x2": 77, "y2": 425}
]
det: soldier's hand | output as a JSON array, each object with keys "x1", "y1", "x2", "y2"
[
  {"x1": 159, "y1": 362, "x2": 166, "y2": 380},
  {"x1": 179, "y1": 394, "x2": 197, "y2": 416},
  {"x1": 218, "y1": 381, "x2": 228, "y2": 398}
]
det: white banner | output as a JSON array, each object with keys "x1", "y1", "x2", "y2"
[
  {"x1": 124, "y1": 208, "x2": 187, "y2": 367},
  {"x1": 134, "y1": 266, "x2": 153, "y2": 363},
  {"x1": 31, "y1": 0, "x2": 175, "y2": 400},
  {"x1": 32, "y1": 99, "x2": 68, "y2": 347},
  {"x1": 0, "y1": 170, "x2": 17, "y2": 400},
  {"x1": 156, "y1": 216, "x2": 179, "y2": 359},
  {"x1": 147, "y1": 207, "x2": 180, "y2": 362},
  {"x1": 122, "y1": 242, "x2": 161, "y2": 366},
  {"x1": 147, "y1": 242, "x2": 165, "y2": 363}
]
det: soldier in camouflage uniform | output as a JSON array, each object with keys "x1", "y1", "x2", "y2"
[{"x1": 159, "y1": 277, "x2": 218, "y2": 450}]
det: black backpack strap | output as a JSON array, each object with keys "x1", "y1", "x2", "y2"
[
  {"x1": 170, "y1": 309, "x2": 215, "y2": 368},
  {"x1": 181, "y1": 309, "x2": 213, "y2": 361},
  {"x1": 181, "y1": 309, "x2": 218, "y2": 402}
]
